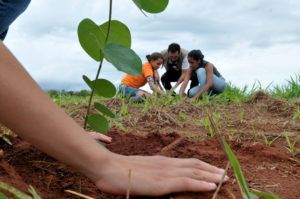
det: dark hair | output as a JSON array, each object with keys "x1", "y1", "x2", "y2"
[
  {"x1": 188, "y1": 50, "x2": 204, "y2": 61},
  {"x1": 146, "y1": 52, "x2": 164, "y2": 62},
  {"x1": 168, "y1": 43, "x2": 181, "y2": 53}
]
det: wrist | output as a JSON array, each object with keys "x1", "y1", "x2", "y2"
[{"x1": 79, "y1": 143, "x2": 113, "y2": 182}]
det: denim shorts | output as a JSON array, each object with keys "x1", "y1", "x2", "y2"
[
  {"x1": 0, "y1": 0, "x2": 31, "y2": 40},
  {"x1": 118, "y1": 83, "x2": 147, "y2": 98}
]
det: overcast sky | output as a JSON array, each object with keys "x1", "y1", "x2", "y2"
[{"x1": 4, "y1": 0, "x2": 300, "y2": 92}]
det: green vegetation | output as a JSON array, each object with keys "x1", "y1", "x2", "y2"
[
  {"x1": 0, "y1": 129, "x2": 12, "y2": 145},
  {"x1": 0, "y1": 182, "x2": 41, "y2": 199},
  {"x1": 270, "y1": 73, "x2": 300, "y2": 100}
]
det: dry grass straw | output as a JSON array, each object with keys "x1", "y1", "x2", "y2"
[
  {"x1": 126, "y1": 169, "x2": 132, "y2": 199},
  {"x1": 64, "y1": 189, "x2": 95, "y2": 199}
]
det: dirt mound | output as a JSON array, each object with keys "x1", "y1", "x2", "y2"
[
  {"x1": 1, "y1": 130, "x2": 300, "y2": 199},
  {"x1": 247, "y1": 91, "x2": 296, "y2": 116}
]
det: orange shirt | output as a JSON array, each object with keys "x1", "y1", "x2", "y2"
[{"x1": 122, "y1": 62, "x2": 154, "y2": 88}]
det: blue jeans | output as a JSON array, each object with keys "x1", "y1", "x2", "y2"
[
  {"x1": 118, "y1": 83, "x2": 147, "y2": 98},
  {"x1": 188, "y1": 68, "x2": 227, "y2": 97},
  {"x1": 0, "y1": 0, "x2": 31, "y2": 40}
]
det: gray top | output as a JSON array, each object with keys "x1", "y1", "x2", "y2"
[{"x1": 196, "y1": 60, "x2": 221, "y2": 77}]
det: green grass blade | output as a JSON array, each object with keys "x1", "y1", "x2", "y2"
[
  {"x1": 0, "y1": 192, "x2": 8, "y2": 199},
  {"x1": 0, "y1": 182, "x2": 32, "y2": 199},
  {"x1": 28, "y1": 186, "x2": 42, "y2": 199},
  {"x1": 292, "y1": 110, "x2": 300, "y2": 120},
  {"x1": 223, "y1": 141, "x2": 254, "y2": 199},
  {"x1": 252, "y1": 189, "x2": 281, "y2": 199}
]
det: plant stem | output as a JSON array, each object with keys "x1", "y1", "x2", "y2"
[
  {"x1": 80, "y1": 0, "x2": 113, "y2": 193},
  {"x1": 83, "y1": 0, "x2": 113, "y2": 129}
]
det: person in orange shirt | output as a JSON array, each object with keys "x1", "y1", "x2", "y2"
[{"x1": 119, "y1": 52, "x2": 166, "y2": 100}]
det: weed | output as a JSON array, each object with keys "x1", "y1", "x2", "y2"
[
  {"x1": 284, "y1": 132, "x2": 300, "y2": 153},
  {"x1": 261, "y1": 133, "x2": 280, "y2": 147}
]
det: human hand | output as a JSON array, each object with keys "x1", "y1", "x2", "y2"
[
  {"x1": 87, "y1": 132, "x2": 112, "y2": 143},
  {"x1": 93, "y1": 154, "x2": 229, "y2": 196}
]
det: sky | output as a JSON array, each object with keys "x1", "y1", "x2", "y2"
[{"x1": 4, "y1": 0, "x2": 300, "y2": 92}]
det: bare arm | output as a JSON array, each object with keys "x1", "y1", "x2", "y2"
[
  {"x1": 171, "y1": 69, "x2": 188, "y2": 92},
  {"x1": 193, "y1": 64, "x2": 214, "y2": 99},
  {"x1": 147, "y1": 76, "x2": 164, "y2": 96},
  {"x1": 0, "y1": 41, "x2": 227, "y2": 195},
  {"x1": 153, "y1": 70, "x2": 160, "y2": 83},
  {"x1": 179, "y1": 68, "x2": 193, "y2": 96}
]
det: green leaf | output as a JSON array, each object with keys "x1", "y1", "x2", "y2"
[
  {"x1": 87, "y1": 114, "x2": 109, "y2": 133},
  {"x1": 252, "y1": 189, "x2": 281, "y2": 199},
  {"x1": 292, "y1": 111, "x2": 300, "y2": 120},
  {"x1": 3, "y1": 137, "x2": 12, "y2": 145},
  {"x1": 99, "y1": 20, "x2": 131, "y2": 48},
  {"x1": 223, "y1": 140, "x2": 252, "y2": 199},
  {"x1": 132, "y1": 0, "x2": 169, "y2": 13},
  {"x1": 94, "y1": 102, "x2": 117, "y2": 119},
  {"x1": 28, "y1": 186, "x2": 42, "y2": 199},
  {"x1": 0, "y1": 192, "x2": 8, "y2": 199},
  {"x1": 78, "y1": 19, "x2": 131, "y2": 62},
  {"x1": 78, "y1": 18, "x2": 103, "y2": 61},
  {"x1": 103, "y1": 43, "x2": 142, "y2": 76},
  {"x1": 0, "y1": 182, "x2": 32, "y2": 199},
  {"x1": 83, "y1": 75, "x2": 116, "y2": 98}
]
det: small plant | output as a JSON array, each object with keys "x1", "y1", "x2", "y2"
[
  {"x1": 77, "y1": 0, "x2": 168, "y2": 134},
  {"x1": 292, "y1": 109, "x2": 300, "y2": 121},
  {"x1": 204, "y1": 116, "x2": 214, "y2": 137},
  {"x1": 178, "y1": 111, "x2": 189, "y2": 121},
  {"x1": 240, "y1": 109, "x2": 244, "y2": 123},
  {"x1": 284, "y1": 132, "x2": 300, "y2": 153},
  {"x1": 261, "y1": 133, "x2": 280, "y2": 147}
]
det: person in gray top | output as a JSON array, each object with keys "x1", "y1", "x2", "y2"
[
  {"x1": 158, "y1": 43, "x2": 198, "y2": 93},
  {"x1": 179, "y1": 50, "x2": 227, "y2": 100}
]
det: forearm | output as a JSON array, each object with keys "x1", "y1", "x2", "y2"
[
  {"x1": 194, "y1": 83, "x2": 211, "y2": 99},
  {"x1": 150, "y1": 84, "x2": 164, "y2": 96},
  {"x1": 171, "y1": 74, "x2": 185, "y2": 91},
  {"x1": 179, "y1": 82, "x2": 188, "y2": 96},
  {"x1": 0, "y1": 42, "x2": 109, "y2": 181}
]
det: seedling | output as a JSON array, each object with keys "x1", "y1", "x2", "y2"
[
  {"x1": 261, "y1": 133, "x2": 280, "y2": 147},
  {"x1": 77, "y1": 0, "x2": 168, "y2": 135},
  {"x1": 284, "y1": 132, "x2": 300, "y2": 153},
  {"x1": 240, "y1": 109, "x2": 244, "y2": 123},
  {"x1": 178, "y1": 111, "x2": 189, "y2": 121}
]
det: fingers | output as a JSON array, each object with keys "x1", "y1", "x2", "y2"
[
  {"x1": 161, "y1": 177, "x2": 217, "y2": 194},
  {"x1": 163, "y1": 168, "x2": 229, "y2": 183},
  {"x1": 127, "y1": 156, "x2": 226, "y2": 176},
  {"x1": 87, "y1": 132, "x2": 112, "y2": 143}
]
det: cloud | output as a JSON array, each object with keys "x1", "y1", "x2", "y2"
[{"x1": 3, "y1": 0, "x2": 300, "y2": 91}]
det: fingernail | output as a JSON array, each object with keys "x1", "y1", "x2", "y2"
[
  {"x1": 218, "y1": 168, "x2": 225, "y2": 173},
  {"x1": 209, "y1": 183, "x2": 217, "y2": 189},
  {"x1": 224, "y1": 175, "x2": 229, "y2": 181}
]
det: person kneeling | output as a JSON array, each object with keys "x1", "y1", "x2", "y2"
[
  {"x1": 179, "y1": 50, "x2": 227, "y2": 100},
  {"x1": 118, "y1": 52, "x2": 166, "y2": 102}
]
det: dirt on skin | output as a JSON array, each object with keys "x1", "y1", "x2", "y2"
[{"x1": 0, "y1": 92, "x2": 300, "y2": 199}]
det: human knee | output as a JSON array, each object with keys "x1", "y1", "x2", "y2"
[{"x1": 196, "y1": 68, "x2": 206, "y2": 81}]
